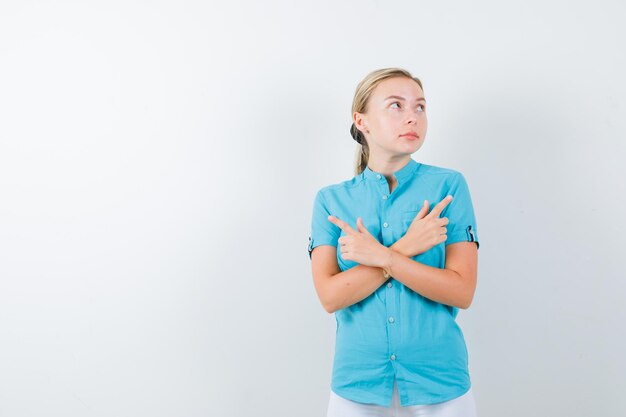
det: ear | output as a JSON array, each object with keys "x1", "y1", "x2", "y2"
[{"x1": 353, "y1": 111, "x2": 369, "y2": 133}]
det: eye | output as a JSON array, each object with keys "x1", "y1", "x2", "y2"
[
  {"x1": 390, "y1": 101, "x2": 401, "y2": 109},
  {"x1": 418, "y1": 104, "x2": 426, "y2": 112}
]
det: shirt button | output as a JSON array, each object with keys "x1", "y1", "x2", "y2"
[
  {"x1": 387, "y1": 282, "x2": 393, "y2": 288},
  {"x1": 383, "y1": 222, "x2": 388, "y2": 228},
  {"x1": 388, "y1": 316, "x2": 395, "y2": 323},
  {"x1": 390, "y1": 354, "x2": 396, "y2": 361},
  {"x1": 382, "y1": 195, "x2": 388, "y2": 200},
  {"x1": 376, "y1": 174, "x2": 381, "y2": 179}
]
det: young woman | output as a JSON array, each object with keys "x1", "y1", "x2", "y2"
[{"x1": 308, "y1": 68, "x2": 480, "y2": 417}]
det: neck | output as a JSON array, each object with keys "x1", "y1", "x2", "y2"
[{"x1": 366, "y1": 154, "x2": 411, "y2": 178}]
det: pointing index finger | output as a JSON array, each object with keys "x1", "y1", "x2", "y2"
[
  {"x1": 427, "y1": 195, "x2": 453, "y2": 218},
  {"x1": 327, "y1": 215, "x2": 357, "y2": 234}
]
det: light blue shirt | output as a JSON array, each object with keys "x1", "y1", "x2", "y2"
[{"x1": 307, "y1": 157, "x2": 480, "y2": 407}]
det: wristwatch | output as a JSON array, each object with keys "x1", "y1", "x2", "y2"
[{"x1": 383, "y1": 250, "x2": 392, "y2": 279}]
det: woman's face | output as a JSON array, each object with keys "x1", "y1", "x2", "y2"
[{"x1": 355, "y1": 76, "x2": 427, "y2": 156}]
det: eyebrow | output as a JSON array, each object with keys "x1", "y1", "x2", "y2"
[{"x1": 384, "y1": 95, "x2": 426, "y2": 102}]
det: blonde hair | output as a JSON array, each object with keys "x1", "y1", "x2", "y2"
[{"x1": 350, "y1": 68, "x2": 424, "y2": 175}]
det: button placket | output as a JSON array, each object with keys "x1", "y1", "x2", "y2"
[{"x1": 376, "y1": 171, "x2": 399, "y2": 367}]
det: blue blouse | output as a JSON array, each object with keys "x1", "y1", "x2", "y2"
[{"x1": 307, "y1": 157, "x2": 480, "y2": 407}]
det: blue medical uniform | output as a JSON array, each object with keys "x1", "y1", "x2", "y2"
[{"x1": 307, "y1": 157, "x2": 480, "y2": 407}]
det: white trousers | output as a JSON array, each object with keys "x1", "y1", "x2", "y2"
[{"x1": 327, "y1": 380, "x2": 477, "y2": 417}]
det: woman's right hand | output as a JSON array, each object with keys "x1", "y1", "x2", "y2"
[{"x1": 398, "y1": 196, "x2": 453, "y2": 257}]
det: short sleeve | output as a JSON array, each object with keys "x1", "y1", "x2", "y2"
[
  {"x1": 307, "y1": 189, "x2": 341, "y2": 259},
  {"x1": 441, "y1": 172, "x2": 480, "y2": 249}
]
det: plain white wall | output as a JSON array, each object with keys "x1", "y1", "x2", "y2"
[{"x1": 1, "y1": 1, "x2": 625, "y2": 416}]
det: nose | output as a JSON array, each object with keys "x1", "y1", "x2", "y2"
[{"x1": 405, "y1": 110, "x2": 418, "y2": 124}]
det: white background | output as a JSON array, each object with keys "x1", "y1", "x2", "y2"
[{"x1": 1, "y1": 1, "x2": 625, "y2": 416}]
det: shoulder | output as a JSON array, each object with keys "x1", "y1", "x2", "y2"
[
  {"x1": 315, "y1": 174, "x2": 363, "y2": 199},
  {"x1": 415, "y1": 162, "x2": 466, "y2": 184}
]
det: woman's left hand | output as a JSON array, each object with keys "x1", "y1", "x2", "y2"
[{"x1": 327, "y1": 215, "x2": 391, "y2": 268}]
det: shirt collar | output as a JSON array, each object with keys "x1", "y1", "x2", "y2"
[{"x1": 362, "y1": 158, "x2": 419, "y2": 183}]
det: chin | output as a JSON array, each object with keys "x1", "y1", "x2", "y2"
[{"x1": 405, "y1": 142, "x2": 423, "y2": 153}]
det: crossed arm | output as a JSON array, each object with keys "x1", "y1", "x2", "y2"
[{"x1": 310, "y1": 239, "x2": 478, "y2": 314}]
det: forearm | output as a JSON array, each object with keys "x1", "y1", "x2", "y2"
[
  {"x1": 384, "y1": 249, "x2": 470, "y2": 309},
  {"x1": 324, "y1": 241, "x2": 406, "y2": 313},
  {"x1": 324, "y1": 264, "x2": 386, "y2": 313}
]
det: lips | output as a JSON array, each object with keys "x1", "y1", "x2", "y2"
[{"x1": 400, "y1": 133, "x2": 419, "y2": 139}]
